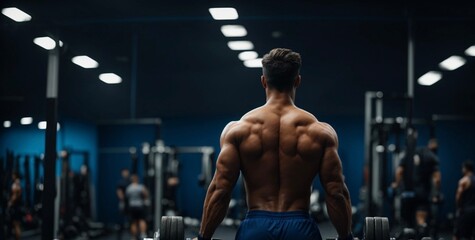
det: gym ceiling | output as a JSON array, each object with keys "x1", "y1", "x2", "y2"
[{"x1": 1, "y1": 1, "x2": 474, "y2": 121}]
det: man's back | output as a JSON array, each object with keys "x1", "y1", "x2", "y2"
[
  {"x1": 231, "y1": 103, "x2": 330, "y2": 212},
  {"x1": 198, "y1": 48, "x2": 352, "y2": 240}
]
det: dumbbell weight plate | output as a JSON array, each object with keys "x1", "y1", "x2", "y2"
[
  {"x1": 177, "y1": 217, "x2": 184, "y2": 240},
  {"x1": 374, "y1": 217, "x2": 382, "y2": 240},
  {"x1": 160, "y1": 216, "x2": 185, "y2": 240},
  {"x1": 364, "y1": 217, "x2": 375, "y2": 240},
  {"x1": 381, "y1": 217, "x2": 390, "y2": 240}
]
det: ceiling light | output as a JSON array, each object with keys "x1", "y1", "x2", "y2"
[
  {"x1": 20, "y1": 117, "x2": 33, "y2": 125},
  {"x1": 38, "y1": 121, "x2": 60, "y2": 130},
  {"x1": 243, "y1": 58, "x2": 263, "y2": 68},
  {"x1": 2, "y1": 7, "x2": 31, "y2": 22},
  {"x1": 227, "y1": 41, "x2": 254, "y2": 51},
  {"x1": 3, "y1": 120, "x2": 11, "y2": 128},
  {"x1": 418, "y1": 71, "x2": 442, "y2": 86},
  {"x1": 438, "y1": 55, "x2": 466, "y2": 71},
  {"x1": 208, "y1": 7, "x2": 238, "y2": 20},
  {"x1": 238, "y1": 51, "x2": 258, "y2": 61},
  {"x1": 220, "y1": 25, "x2": 247, "y2": 37},
  {"x1": 99, "y1": 73, "x2": 122, "y2": 84},
  {"x1": 72, "y1": 55, "x2": 99, "y2": 69},
  {"x1": 465, "y1": 45, "x2": 475, "y2": 57},
  {"x1": 33, "y1": 37, "x2": 58, "y2": 50}
]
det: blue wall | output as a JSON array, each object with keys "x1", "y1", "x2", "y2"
[{"x1": 0, "y1": 119, "x2": 98, "y2": 213}]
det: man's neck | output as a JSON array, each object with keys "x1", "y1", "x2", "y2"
[{"x1": 265, "y1": 90, "x2": 295, "y2": 106}]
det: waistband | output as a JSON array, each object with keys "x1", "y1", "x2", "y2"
[{"x1": 245, "y1": 210, "x2": 311, "y2": 219}]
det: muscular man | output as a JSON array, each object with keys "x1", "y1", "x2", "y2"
[
  {"x1": 392, "y1": 137, "x2": 441, "y2": 232},
  {"x1": 197, "y1": 48, "x2": 352, "y2": 240},
  {"x1": 454, "y1": 160, "x2": 475, "y2": 240},
  {"x1": 125, "y1": 174, "x2": 149, "y2": 239},
  {"x1": 8, "y1": 171, "x2": 22, "y2": 240}
]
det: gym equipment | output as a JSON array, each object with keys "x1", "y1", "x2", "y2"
[
  {"x1": 158, "y1": 216, "x2": 185, "y2": 240},
  {"x1": 154, "y1": 216, "x2": 394, "y2": 240}
]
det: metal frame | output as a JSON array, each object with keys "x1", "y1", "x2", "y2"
[{"x1": 150, "y1": 143, "x2": 215, "y2": 231}]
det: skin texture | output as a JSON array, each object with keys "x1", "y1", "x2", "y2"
[{"x1": 198, "y1": 75, "x2": 352, "y2": 239}]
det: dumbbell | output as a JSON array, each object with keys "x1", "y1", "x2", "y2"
[
  {"x1": 156, "y1": 216, "x2": 394, "y2": 240},
  {"x1": 362, "y1": 217, "x2": 394, "y2": 240},
  {"x1": 152, "y1": 216, "x2": 222, "y2": 240},
  {"x1": 328, "y1": 217, "x2": 393, "y2": 240}
]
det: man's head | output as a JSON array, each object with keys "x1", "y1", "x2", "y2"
[
  {"x1": 428, "y1": 138, "x2": 438, "y2": 153},
  {"x1": 463, "y1": 160, "x2": 474, "y2": 175},
  {"x1": 121, "y1": 168, "x2": 130, "y2": 178},
  {"x1": 12, "y1": 171, "x2": 20, "y2": 180},
  {"x1": 130, "y1": 174, "x2": 139, "y2": 183},
  {"x1": 261, "y1": 48, "x2": 302, "y2": 91}
]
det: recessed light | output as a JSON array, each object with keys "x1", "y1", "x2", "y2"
[
  {"x1": 3, "y1": 120, "x2": 11, "y2": 128},
  {"x1": 99, "y1": 73, "x2": 122, "y2": 84},
  {"x1": 238, "y1": 51, "x2": 258, "y2": 61},
  {"x1": 208, "y1": 8, "x2": 238, "y2": 20},
  {"x1": 243, "y1": 58, "x2": 263, "y2": 68},
  {"x1": 220, "y1": 25, "x2": 247, "y2": 37},
  {"x1": 464, "y1": 45, "x2": 475, "y2": 57},
  {"x1": 439, "y1": 55, "x2": 466, "y2": 71},
  {"x1": 72, "y1": 55, "x2": 99, "y2": 69},
  {"x1": 2, "y1": 7, "x2": 31, "y2": 22},
  {"x1": 418, "y1": 71, "x2": 442, "y2": 86},
  {"x1": 33, "y1": 37, "x2": 58, "y2": 50},
  {"x1": 227, "y1": 41, "x2": 254, "y2": 51},
  {"x1": 20, "y1": 117, "x2": 33, "y2": 125}
]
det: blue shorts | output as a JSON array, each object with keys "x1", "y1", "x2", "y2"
[{"x1": 235, "y1": 210, "x2": 322, "y2": 240}]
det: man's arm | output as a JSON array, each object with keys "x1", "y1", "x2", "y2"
[
  {"x1": 432, "y1": 170, "x2": 441, "y2": 190},
  {"x1": 319, "y1": 126, "x2": 352, "y2": 238},
  {"x1": 199, "y1": 123, "x2": 241, "y2": 239},
  {"x1": 116, "y1": 188, "x2": 125, "y2": 200},
  {"x1": 8, "y1": 182, "x2": 21, "y2": 207},
  {"x1": 456, "y1": 177, "x2": 469, "y2": 206},
  {"x1": 392, "y1": 166, "x2": 404, "y2": 188}
]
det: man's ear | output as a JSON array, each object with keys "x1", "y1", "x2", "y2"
[
  {"x1": 261, "y1": 75, "x2": 267, "y2": 89},
  {"x1": 294, "y1": 75, "x2": 301, "y2": 88}
]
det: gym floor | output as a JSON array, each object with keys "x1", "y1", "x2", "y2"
[{"x1": 20, "y1": 219, "x2": 456, "y2": 240}]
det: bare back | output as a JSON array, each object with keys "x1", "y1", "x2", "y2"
[{"x1": 231, "y1": 103, "x2": 332, "y2": 212}]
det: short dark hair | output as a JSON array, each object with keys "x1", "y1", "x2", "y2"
[
  {"x1": 463, "y1": 160, "x2": 474, "y2": 173},
  {"x1": 12, "y1": 171, "x2": 20, "y2": 179},
  {"x1": 262, "y1": 48, "x2": 302, "y2": 91}
]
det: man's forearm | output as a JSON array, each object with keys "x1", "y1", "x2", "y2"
[
  {"x1": 326, "y1": 190, "x2": 352, "y2": 237},
  {"x1": 199, "y1": 185, "x2": 231, "y2": 238}
]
